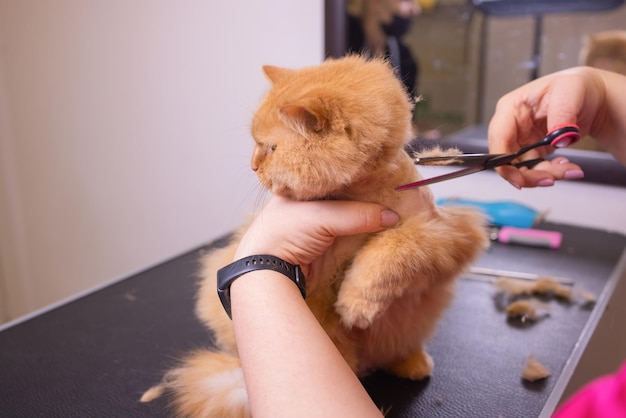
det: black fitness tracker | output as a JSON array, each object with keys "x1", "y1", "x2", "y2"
[{"x1": 217, "y1": 254, "x2": 306, "y2": 319}]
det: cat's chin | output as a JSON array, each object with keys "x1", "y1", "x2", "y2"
[
  {"x1": 272, "y1": 188, "x2": 335, "y2": 201},
  {"x1": 277, "y1": 194, "x2": 335, "y2": 202}
]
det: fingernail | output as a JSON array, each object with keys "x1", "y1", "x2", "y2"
[
  {"x1": 564, "y1": 169, "x2": 584, "y2": 180},
  {"x1": 508, "y1": 180, "x2": 522, "y2": 190},
  {"x1": 381, "y1": 210, "x2": 400, "y2": 227},
  {"x1": 558, "y1": 158, "x2": 570, "y2": 164},
  {"x1": 537, "y1": 178, "x2": 555, "y2": 187}
]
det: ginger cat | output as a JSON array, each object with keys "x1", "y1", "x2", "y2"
[{"x1": 141, "y1": 55, "x2": 488, "y2": 417}]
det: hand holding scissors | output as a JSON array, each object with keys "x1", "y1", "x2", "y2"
[{"x1": 396, "y1": 125, "x2": 581, "y2": 191}]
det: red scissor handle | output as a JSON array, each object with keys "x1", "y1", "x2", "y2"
[{"x1": 546, "y1": 124, "x2": 580, "y2": 148}]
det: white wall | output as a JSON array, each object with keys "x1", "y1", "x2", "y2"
[{"x1": 0, "y1": 1, "x2": 324, "y2": 323}]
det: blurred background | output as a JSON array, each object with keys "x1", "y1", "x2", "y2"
[{"x1": 338, "y1": 0, "x2": 626, "y2": 144}]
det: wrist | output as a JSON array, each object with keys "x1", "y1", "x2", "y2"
[
  {"x1": 217, "y1": 254, "x2": 306, "y2": 319},
  {"x1": 230, "y1": 270, "x2": 306, "y2": 320}
]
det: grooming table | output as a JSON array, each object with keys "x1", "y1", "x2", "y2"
[{"x1": 1, "y1": 221, "x2": 624, "y2": 417}]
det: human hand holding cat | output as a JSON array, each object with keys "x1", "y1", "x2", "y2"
[
  {"x1": 228, "y1": 195, "x2": 399, "y2": 418},
  {"x1": 233, "y1": 195, "x2": 400, "y2": 278},
  {"x1": 488, "y1": 66, "x2": 626, "y2": 188}
]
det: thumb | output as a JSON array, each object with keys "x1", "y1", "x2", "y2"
[
  {"x1": 545, "y1": 71, "x2": 585, "y2": 131},
  {"x1": 316, "y1": 201, "x2": 400, "y2": 238}
]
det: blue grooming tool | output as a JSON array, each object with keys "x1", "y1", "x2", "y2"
[{"x1": 437, "y1": 198, "x2": 541, "y2": 229}]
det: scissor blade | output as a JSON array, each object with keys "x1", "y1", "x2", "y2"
[
  {"x1": 395, "y1": 165, "x2": 485, "y2": 191},
  {"x1": 414, "y1": 153, "x2": 502, "y2": 166}
]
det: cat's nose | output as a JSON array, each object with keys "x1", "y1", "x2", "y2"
[{"x1": 251, "y1": 163, "x2": 258, "y2": 171}]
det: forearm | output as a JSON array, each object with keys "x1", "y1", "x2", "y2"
[{"x1": 230, "y1": 270, "x2": 383, "y2": 418}]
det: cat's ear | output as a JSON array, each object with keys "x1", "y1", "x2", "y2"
[
  {"x1": 262, "y1": 65, "x2": 294, "y2": 84},
  {"x1": 279, "y1": 105, "x2": 325, "y2": 134}
]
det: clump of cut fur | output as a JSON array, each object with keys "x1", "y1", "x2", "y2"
[
  {"x1": 505, "y1": 299, "x2": 551, "y2": 324},
  {"x1": 494, "y1": 277, "x2": 573, "y2": 301},
  {"x1": 413, "y1": 146, "x2": 463, "y2": 165},
  {"x1": 522, "y1": 356, "x2": 551, "y2": 382},
  {"x1": 493, "y1": 276, "x2": 571, "y2": 326},
  {"x1": 490, "y1": 273, "x2": 597, "y2": 334},
  {"x1": 577, "y1": 287, "x2": 597, "y2": 307},
  {"x1": 486, "y1": 274, "x2": 597, "y2": 386},
  {"x1": 142, "y1": 55, "x2": 489, "y2": 417}
]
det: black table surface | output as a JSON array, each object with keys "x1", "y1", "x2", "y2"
[{"x1": 1, "y1": 223, "x2": 625, "y2": 418}]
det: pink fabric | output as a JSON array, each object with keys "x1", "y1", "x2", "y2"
[{"x1": 553, "y1": 362, "x2": 626, "y2": 418}]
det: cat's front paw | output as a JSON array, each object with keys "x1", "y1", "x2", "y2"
[
  {"x1": 389, "y1": 349, "x2": 434, "y2": 380},
  {"x1": 335, "y1": 294, "x2": 386, "y2": 329}
]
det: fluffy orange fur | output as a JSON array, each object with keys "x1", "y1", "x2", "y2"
[{"x1": 141, "y1": 55, "x2": 488, "y2": 417}]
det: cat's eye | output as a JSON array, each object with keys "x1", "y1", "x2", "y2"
[{"x1": 270, "y1": 144, "x2": 277, "y2": 152}]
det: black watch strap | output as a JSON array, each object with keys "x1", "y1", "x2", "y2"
[{"x1": 217, "y1": 254, "x2": 306, "y2": 319}]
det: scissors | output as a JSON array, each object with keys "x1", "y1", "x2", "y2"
[{"x1": 395, "y1": 124, "x2": 581, "y2": 191}]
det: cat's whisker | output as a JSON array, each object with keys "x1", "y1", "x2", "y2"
[
  {"x1": 252, "y1": 186, "x2": 270, "y2": 213},
  {"x1": 235, "y1": 180, "x2": 266, "y2": 213}
]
